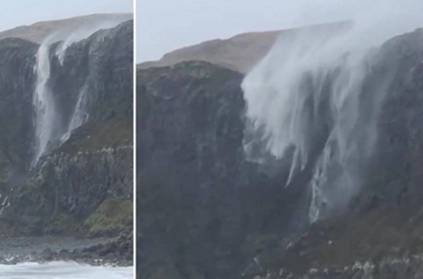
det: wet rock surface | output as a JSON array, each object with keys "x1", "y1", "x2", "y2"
[
  {"x1": 0, "y1": 233, "x2": 132, "y2": 266},
  {"x1": 0, "y1": 19, "x2": 133, "y2": 265},
  {"x1": 37, "y1": 232, "x2": 133, "y2": 266},
  {"x1": 139, "y1": 28, "x2": 423, "y2": 278},
  {"x1": 139, "y1": 61, "x2": 305, "y2": 279},
  {"x1": 250, "y1": 27, "x2": 423, "y2": 279}
]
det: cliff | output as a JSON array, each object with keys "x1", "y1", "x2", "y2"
[
  {"x1": 0, "y1": 17, "x2": 133, "y2": 258},
  {"x1": 139, "y1": 26, "x2": 423, "y2": 278},
  {"x1": 139, "y1": 61, "x2": 303, "y2": 278}
]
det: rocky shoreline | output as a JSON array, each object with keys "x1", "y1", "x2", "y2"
[{"x1": 0, "y1": 232, "x2": 133, "y2": 267}]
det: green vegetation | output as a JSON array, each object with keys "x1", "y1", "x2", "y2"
[
  {"x1": 58, "y1": 118, "x2": 132, "y2": 155},
  {"x1": 46, "y1": 213, "x2": 80, "y2": 235},
  {"x1": 85, "y1": 199, "x2": 133, "y2": 236}
]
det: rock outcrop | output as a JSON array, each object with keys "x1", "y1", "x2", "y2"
[
  {"x1": 139, "y1": 27, "x2": 423, "y2": 278},
  {"x1": 139, "y1": 61, "x2": 304, "y2": 279},
  {"x1": 0, "y1": 17, "x2": 133, "y2": 264}
]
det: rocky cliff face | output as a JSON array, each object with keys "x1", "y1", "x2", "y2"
[
  {"x1": 140, "y1": 27, "x2": 423, "y2": 278},
  {"x1": 139, "y1": 62, "x2": 307, "y2": 279},
  {"x1": 0, "y1": 19, "x2": 133, "y2": 242},
  {"x1": 0, "y1": 38, "x2": 37, "y2": 183}
]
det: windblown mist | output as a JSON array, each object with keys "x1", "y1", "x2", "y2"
[
  {"x1": 242, "y1": 0, "x2": 423, "y2": 222},
  {"x1": 32, "y1": 18, "x2": 127, "y2": 165}
]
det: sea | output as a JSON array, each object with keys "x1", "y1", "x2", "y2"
[{"x1": 0, "y1": 261, "x2": 133, "y2": 278}]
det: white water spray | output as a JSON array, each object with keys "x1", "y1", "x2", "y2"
[
  {"x1": 0, "y1": 262, "x2": 133, "y2": 278},
  {"x1": 242, "y1": 1, "x2": 423, "y2": 222},
  {"x1": 32, "y1": 42, "x2": 57, "y2": 165},
  {"x1": 31, "y1": 18, "x2": 128, "y2": 166},
  {"x1": 61, "y1": 84, "x2": 90, "y2": 142}
]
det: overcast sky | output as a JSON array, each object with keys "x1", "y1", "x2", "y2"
[
  {"x1": 137, "y1": 0, "x2": 423, "y2": 62},
  {"x1": 0, "y1": 0, "x2": 132, "y2": 31},
  {"x1": 136, "y1": 0, "x2": 363, "y2": 62}
]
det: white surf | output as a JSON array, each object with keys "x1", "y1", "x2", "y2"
[{"x1": 0, "y1": 261, "x2": 133, "y2": 279}]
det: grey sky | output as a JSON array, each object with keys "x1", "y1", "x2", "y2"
[
  {"x1": 137, "y1": 0, "x2": 362, "y2": 62},
  {"x1": 137, "y1": 0, "x2": 423, "y2": 62},
  {"x1": 0, "y1": 0, "x2": 132, "y2": 31}
]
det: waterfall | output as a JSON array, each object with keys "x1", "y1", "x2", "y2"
[
  {"x1": 242, "y1": 13, "x2": 423, "y2": 222},
  {"x1": 31, "y1": 19, "x2": 128, "y2": 166},
  {"x1": 242, "y1": 26, "x2": 374, "y2": 221},
  {"x1": 61, "y1": 84, "x2": 90, "y2": 142},
  {"x1": 32, "y1": 42, "x2": 57, "y2": 165}
]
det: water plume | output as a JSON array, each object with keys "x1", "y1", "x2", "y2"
[
  {"x1": 32, "y1": 18, "x2": 128, "y2": 166},
  {"x1": 32, "y1": 40, "x2": 57, "y2": 165},
  {"x1": 242, "y1": 0, "x2": 423, "y2": 222}
]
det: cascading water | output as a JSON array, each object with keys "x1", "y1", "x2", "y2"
[
  {"x1": 32, "y1": 37, "x2": 88, "y2": 166},
  {"x1": 61, "y1": 84, "x2": 90, "y2": 142},
  {"x1": 31, "y1": 19, "x2": 127, "y2": 166},
  {"x1": 242, "y1": 25, "x2": 376, "y2": 222},
  {"x1": 32, "y1": 42, "x2": 57, "y2": 165},
  {"x1": 242, "y1": 6, "x2": 423, "y2": 222}
]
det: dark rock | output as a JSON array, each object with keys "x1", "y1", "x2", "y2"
[
  {"x1": 139, "y1": 28, "x2": 423, "y2": 278},
  {"x1": 139, "y1": 61, "x2": 304, "y2": 279},
  {"x1": 0, "y1": 20, "x2": 133, "y2": 265}
]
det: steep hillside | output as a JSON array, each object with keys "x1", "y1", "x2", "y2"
[
  {"x1": 139, "y1": 61, "x2": 307, "y2": 279},
  {"x1": 139, "y1": 22, "x2": 347, "y2": 73},
  {"x1": 0, "y1": 18, "x2": 133, "y2": 263},
  {"x1": 139, "y1": 26, "x2": 423, "y2": 278},
  {"x1": 250, "y1": 27, "x2": 423, "y2": 279}
]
